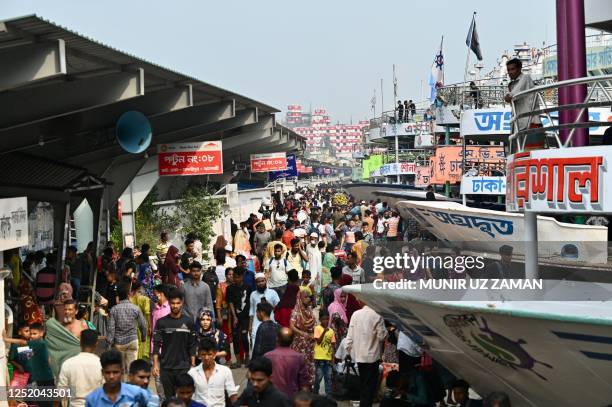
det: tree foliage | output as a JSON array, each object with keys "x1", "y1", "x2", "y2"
[
  {"x1": 109, "y1": 185, "x2": 221, "y2": 256},
  {"x1": 172, "y1": 186, "x2": 222, "y2": 259}
]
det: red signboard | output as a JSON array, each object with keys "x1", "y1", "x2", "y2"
[
  {"x1": 250, "y1": 152, "x2": 287, "y2": 173},
  {"x1": 158, "y1": 141, "x2": 223, "y2": 176}
]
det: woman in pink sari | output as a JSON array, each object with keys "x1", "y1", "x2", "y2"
[{"x1": 327, "y1": 288, "x2": 348, "y2": 346}]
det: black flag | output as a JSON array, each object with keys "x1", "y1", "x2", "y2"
[{"x1": 466, "y1": 13, "x2": 483, "y2": 61}]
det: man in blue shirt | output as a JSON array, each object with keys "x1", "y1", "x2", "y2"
[{"x1": 86, "y1": 350, "x2": 150, "y2": 407}]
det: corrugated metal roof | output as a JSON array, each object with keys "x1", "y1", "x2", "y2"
[
  {"x1": 0, "y1": 14, "x2": 279, "y2": 114},
  {"x1": 0, "y1": 152, "x2": 97, "y2": 190}
]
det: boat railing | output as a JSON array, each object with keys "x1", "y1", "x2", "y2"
[
  {"x1": 436, "y1": 84, "x2": 508, "y2": 109},
  {"x1": 369, "y1": 109, "x2": 431, "y2": 129},
  {"x1": 509, "y1": 74, "x2": 612, "y2": 153}
]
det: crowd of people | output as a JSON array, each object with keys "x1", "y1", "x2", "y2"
[{"x1": 4, "y1": 184, "x2": 514, "y2": 407}]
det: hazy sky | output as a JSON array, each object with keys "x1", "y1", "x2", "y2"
[{"x1": 1, "y1": 0, "x2": 557, "y2": 123}]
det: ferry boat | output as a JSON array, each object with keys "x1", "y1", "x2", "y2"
[{"x1": 343, "y1": 6, "x2": 612, "y2": 405}]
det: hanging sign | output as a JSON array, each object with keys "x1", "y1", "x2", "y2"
[
  {"x1": 158, "y1": 141, "x2": 223, "y2": 176},
  {"x1": 506, "y1": 145, "x2": 612, "y2": 213},
  {"x1": 461, "y1": 176, "x2": 506, "y2": 195},
  {"x1": 250, "y1": 152, "x2": 287, "y2": 173}
]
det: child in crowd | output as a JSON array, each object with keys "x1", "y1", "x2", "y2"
[
  {"x1": 5, "y1": 322, "x2": 54, "y2": 406},
  {"x1": 105, "y1": 271, "x2": 119, "y2": 308},
  {"x1": 6, "y1": 322, "x2": 32, "y2": 381},
  {"x1": 313, "y1": 310, "x2": 336, "y2": 397},
  {"x1": 301, "y1": 270, "x2": 316, "y2": 304},
  {"x1": 174, "y1": 373, "x2": 205, "y2": 407}
]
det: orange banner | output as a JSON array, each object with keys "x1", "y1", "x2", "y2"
[
  {"x1": 429, "y1": 146, "x2": 505, "y2": 184},
  {"x1": 415, "y1": 166, "x2": 431, "y2": 187}
]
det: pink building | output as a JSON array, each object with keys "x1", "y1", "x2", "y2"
[{"x1": 285, "y1": 106, "x2": 367, "y2": 160}]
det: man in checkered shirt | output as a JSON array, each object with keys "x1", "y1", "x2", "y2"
[{"x1": 107, "y1": 281, "x2": 147, "y2": 380}]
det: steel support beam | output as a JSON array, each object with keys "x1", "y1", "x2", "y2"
[
  {"x1": 0, "y1": 69, "x2": 145, "y2": 131},
  {"x1": 0, "y1": 39, "x2": 66, "y2": 91},
  {"x1": 64, "y1": 99, "x2": 233, "y2": 166}
]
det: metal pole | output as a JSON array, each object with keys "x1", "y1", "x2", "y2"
[
  {"x1": 395, "y1": 135, "x2": 400, "y2": 184},
  {"x1": 445, "y1": 126, "x2": 451, "y2": 197},
  {"x1": 556, "y1": 0, "x2": 570, "y2": 143},
  {"x1": 524, "y1": 211, "x2": 539, "y2": 279},
  {"x1": 380, "y1": 78, "x2": 384, "y2": 120},
  {"x1": 567, "y1": 0, "x2": 589, "y2": 147}
]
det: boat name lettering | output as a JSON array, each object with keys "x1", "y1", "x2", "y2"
[
  {"x1": 419, "y1": 209, "x2": 513, "y2": 238},
  {"x1": 507, "y1": 151, "x2": 604, "y2": 211},
  {"x1": 473, "y1": 111, "x2": 512, "y2": 132}
]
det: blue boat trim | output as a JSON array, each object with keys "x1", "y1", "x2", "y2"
[
  {"x1": 552, "y1": 331, "x2": 612, "y2": 344},
  {"x1": 581, "y1": 351, "x2": 612, "y2": 361}
]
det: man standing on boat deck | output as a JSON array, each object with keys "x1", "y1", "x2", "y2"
[
  {"x1": 483, "y1": 245, "x2": 524, "y2": 279},
  {"x1": 504, "y1": 58, "x2": 544, "y2": 150}
]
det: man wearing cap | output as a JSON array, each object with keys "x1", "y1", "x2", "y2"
[
  {"x1": 483, "y1": 245, "x2": 523, "y2": 279},
  {"x1": 249, "y1": 273, "x2": 280, "y2": 344},
  {"x1": 306, "y1": 232, "x2": 322, "y2": 297}
]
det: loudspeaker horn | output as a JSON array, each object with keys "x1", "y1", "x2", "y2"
[{"x1": 116, "y1": 111, "x2": 152, "y2": 154}]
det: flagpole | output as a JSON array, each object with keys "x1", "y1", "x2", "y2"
[
  {"x1": 464, "y1": 12, "x2": 476, "y2": 83},
  {"x1": 393, "y1": 64, "x2": 398, "y2": 120},
  {"x1": 380, "y1": 78, "x2": 384, "y2": 121},
  {"x1": 372, "y1": 88, "x2": 376, "y2": 119}
]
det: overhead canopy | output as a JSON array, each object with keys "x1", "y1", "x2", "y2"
[
  {"x1": 0, "y1": 15, "x2": 303, "y2": 181},
  {"x1": 0, "y1": 14, "x2": 304, "y2": 203}
]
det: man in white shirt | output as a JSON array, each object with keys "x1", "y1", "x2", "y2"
[
  {"x1": 57, "y1": 329, "x2": 103, "y2": 407},
  {"x1": 249, "y1": 273, "x2": 280, "y2": 344},
  {"x1": 345, "y1": 305, "x2": 387, "y2": 407},
  {"x1": 265, "y1": 244, "x2": 289, "y2": 297},
  {"x1": 504, "y1": 57, "x2": 543, "y2": 150},
  {"x1": 189, "y1": 338, "x2": 238, "y2": 407},
  {"x1": 306, "y1": 233, "x2": 322, "y2": 292}
]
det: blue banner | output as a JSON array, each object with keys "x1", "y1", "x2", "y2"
[{"x1": 268, "y1": 153, "x2": 297, "y2": 181}]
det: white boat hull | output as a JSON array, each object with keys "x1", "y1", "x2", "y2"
[
  {"x1": 395, "y1": 200, "x2": 608, "y2": 264},
  {"x1": 346, "y1": 283, "x2": 612, "y2": 407}
]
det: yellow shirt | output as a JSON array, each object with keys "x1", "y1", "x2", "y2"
[{"x1": 314, "y1": 325, "x2": 336, "y2": 361}]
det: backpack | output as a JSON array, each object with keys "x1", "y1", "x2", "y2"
[
  {"x1": 308, "y1": 222, "x2": 320, "y2": 236},
  {"x1": 285, "y1": 251, "x2": 307, "y2": 271},
  {"x1": 269, "y1": 257, "x2": 289, "y2": 270}
]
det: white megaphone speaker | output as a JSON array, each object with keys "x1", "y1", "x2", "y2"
[{"x1": 116, "y1": 111, "x2": 152, "y2": 154}]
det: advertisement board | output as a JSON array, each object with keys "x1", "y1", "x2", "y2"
[
  {"x1": 250, "y1": 152, "x2": 287, "y2": 173},
  {"x1": 269, "y1": 154, "x2": 297, "y2": 181},
  {"x1": 429, "y1": 146, "x2": 505, "y2": 184},
  {"x1": 0, "y1": 197, "x2": 28, "y2": 251}
]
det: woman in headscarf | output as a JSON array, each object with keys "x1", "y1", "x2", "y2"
[
  {"x1": 290, "y1": 287, "x2": 316, "y2": 387},
  {"x1": 161, "y1": 245, "x2": 181, "y2": 287},
  {"x1": 136, "y1": 253, "x2": 155, "y2": 301},
  {"x1": 327, "y1": 288, "x2": 348, "y2": 346},
  {"x1": 196, "y1": 308, "x2": 228, "y2": 363},
  {"x1": 18, "y1": 278, "x2": 43, "y2": 325},
  {"x1": 274, "y1": 270, "x2": 300, "y2": 328}
]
